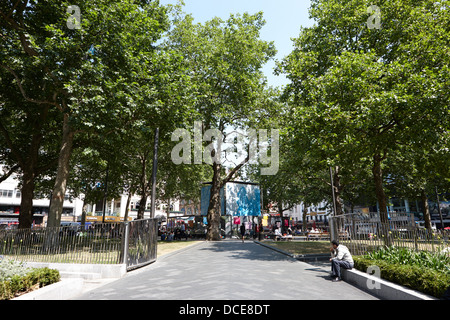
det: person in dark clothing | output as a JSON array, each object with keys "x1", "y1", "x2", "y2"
[{"x1": 240, "y1": 223, "x2": 246, "y2": 243}]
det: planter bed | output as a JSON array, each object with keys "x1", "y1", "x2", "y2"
[{"x1": 353, "y1": 256, "x2": 449, "y2": 299}]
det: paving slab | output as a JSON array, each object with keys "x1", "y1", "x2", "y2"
[{"x1": 72, "y1": 240, "x2": 378, "y2": 300}]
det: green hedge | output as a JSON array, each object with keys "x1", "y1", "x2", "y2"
[
  {"x1": 0, "y1": 267, "x2": 60, "y2": 300},
  {"x1": 354, "y1": 256, "x2": 450, "y2": 299}
]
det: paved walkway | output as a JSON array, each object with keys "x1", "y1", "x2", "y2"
[{"x1": 73, "y1": 241, "x2": 378, "y2": 300}]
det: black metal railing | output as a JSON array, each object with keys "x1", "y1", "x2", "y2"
[
  {"x1": 0, "y1": 219, "x2": 158, "y2": 269},
  {"x1": 124, "y1": 219, "x2": 158, "y2": 270},
  {"x1": 329, "y1": 213, "x2": 450, "y2": 256}
]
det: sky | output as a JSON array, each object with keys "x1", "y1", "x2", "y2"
[{"x1": 159, "y1": 0, "x2": 314, "y2": 88}]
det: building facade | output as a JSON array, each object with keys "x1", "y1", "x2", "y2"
[
  {"x1": 283, "y1": 201, "x2": 331, "y2": 225},
  {"x1": 0, "y1": 164, "x2": 83, "y2": 225},
  {"x1": 0, "y1": 164, "x2": 177, "y2": 226}
]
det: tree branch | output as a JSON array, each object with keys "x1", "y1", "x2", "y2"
[
  {"x1": 220, "y1": 152, "x2": 250, "y2": 188},
  {"x1": 0, "y1": 164, "x2": 19, "y2": 184},
  {"x1": 0, "y1": 63, "x2": 63, "y2": 111},
  {"x1": 0, "y1": 120, "x2": 25, "y2": 168}
]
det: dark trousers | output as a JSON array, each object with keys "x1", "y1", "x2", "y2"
[{"x1": 331, "y1": 259, "x2": 353, "y2": 279}]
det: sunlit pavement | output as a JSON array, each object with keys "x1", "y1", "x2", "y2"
[{"x1": 73, "y1": 240, "x2": 378, "y2": 300}]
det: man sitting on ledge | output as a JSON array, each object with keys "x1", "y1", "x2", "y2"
[{"x1": 330, "y1": 240, "x2": 354, "y2": 282}]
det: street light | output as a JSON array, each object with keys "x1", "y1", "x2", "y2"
[
  {"x1": 436, "y1": 186, "x2": 444, "y2": 229},
  {"x1": 150, "y1": 128, "x2": 159, "y2": 219},
  {"x1": 329, "y1": 166, "x2": 338, "y2": 241}
]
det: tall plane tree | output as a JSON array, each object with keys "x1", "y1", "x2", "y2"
[
  {"x1": 1, "y1": 0, "x2": 172, "y2": 227},
  {"x1": 280, "y1": 0, "x2": 450, "y2": 244},
  {"x1": 168, "y1": 12, "x2": 276, "y2": 240}
]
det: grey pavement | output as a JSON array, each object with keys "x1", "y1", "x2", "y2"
[{"x1": 72, "y1": 240, "x2": 378, "y2": 300}]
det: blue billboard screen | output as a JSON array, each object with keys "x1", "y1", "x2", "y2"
[{"x1": 201, "y1": 182, "x2": 261, "y2": 217}]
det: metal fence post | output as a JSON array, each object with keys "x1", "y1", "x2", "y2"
[{"x1": 122, "y1": 222, "x2": 130, "y2": 265}]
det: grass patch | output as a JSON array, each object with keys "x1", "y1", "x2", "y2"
[
  {"x1": 261, "y1": 241, "x2": 331, "y2": 255},
  {"x1": 4, "y1": 240, "x2": 202, "y2": 264},
  {"x1": 157, "y1": 240, "x2": 202, "y2": 257}
]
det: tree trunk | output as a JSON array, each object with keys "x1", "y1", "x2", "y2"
[
  {"x1": 2, "y1": 105, "x2": 49, "y2": 229},
  {"x1": 137, "y1": 153, "x2": 148, "y2": 220},
  {"x1": 333, "y1": 166, "x2": 344, "y2": 216},
  {"x1": 124, "y1": 191, "x2": 132, "y2": 222},
  {"x1": 137, "y1": 193, "x2": 147, "y2": 220},
  {"x1": 278, "y1": 202, "x2": 286, "y2": 234},
  {"x1": 302, "y1": 202, "x2": 309, "y2": 233},
  {"x1": 166, "y1": 197, "x2": 171, "y2": 218},
  {"x1": 47, "y1": 113, "x2": 75, "y2": 228},
  {"x1": 372, "y1": 153, "x2": 391, "y2": 246},
  {"x1": 18, "y1": 126, "x2": 44, "y2": 229},
  {"x1": 206, "y1": 162, "x2": 222, "y2": 241},
  {"x1": 18, "y1": 169, "x2": 35, "y2": 229},
  {"x1": 420, "y1": 189, "x2": 432, "y2": 232},
  {"x1": 81, "y1": 198, "x2": 87, "y2": 228},
  {"x1": 204, "y1": 124, "x2": 249, "y2": 241}
]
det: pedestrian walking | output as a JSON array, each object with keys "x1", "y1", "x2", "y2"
[
  {"x1": 330, "y1": 240, "x2": 354, "y2": 282},
  {"x1": 240, "y1": 223, "x2": 246, "y2": 243}
]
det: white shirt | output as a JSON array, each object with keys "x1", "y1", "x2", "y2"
[{"x1": 333, "y1": 245, "x2": 354, "y2": 264}]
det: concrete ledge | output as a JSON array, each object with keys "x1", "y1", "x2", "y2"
[
  {"x1": 295, "y1": 253, "x2": 331, "y2": 262},
  {"x1": 254, "y1": 240, "x2": 330, "y2": 262},
  {"x1": 254, "y1": 240, "x2": 298, "y2": 259},
  {"x1": 24, "y1": 262, "x2": 127, "y2": 279},
  {"x1": 13, "y1": 278, "x2": 84, "y2": 300},
  {"x1": 341, "y1": 268, "x2": 437, "y2": 300}
]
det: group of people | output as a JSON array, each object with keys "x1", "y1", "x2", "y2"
[
  {"x1": 160, "y1": 222, "x2": 189, "y2": 241},
  {"x1": 308, "y1": 227, "x2": 326, "y2": 234},
  {"x1": 160, "y1": 228, "x2": 188, "y2": 241},
  {"x1": 239, "y1": 222, "x2": 262, "y2": 242}
]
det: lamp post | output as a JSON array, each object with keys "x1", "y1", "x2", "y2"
[
  {"x1": 102, "y1": 164, "x2": 109, "y2": 223},
  {"x1": 436, "y1": 186, "x2": 444, "y2": 230},
  {"x1": 329, "y1": 166, "x2": 338, "y2": 241},
  {"x1": 150, "y1": 128, "x2": 159, "y2": 219}
]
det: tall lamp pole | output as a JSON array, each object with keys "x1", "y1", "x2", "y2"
[
  {"x1": 436, "y1": 186, "x2": 444, "y2": 229},
  {"x1": 329, "y1": 166, "x2": 338, "y2": 241},
  {"x1": 150, "y1": 128, "x2": 159, "y2": 219},
  {"x1": 102, "y1": 163, "x2": 109, "y2": 223}
]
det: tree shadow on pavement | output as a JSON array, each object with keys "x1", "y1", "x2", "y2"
[{"x1": 198, "y1": 241, "x2": 299, "y2": 263}]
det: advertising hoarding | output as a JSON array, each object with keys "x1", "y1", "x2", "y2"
[{"x1": 201, "y1": 182, "x2": 261, "y2": 217}]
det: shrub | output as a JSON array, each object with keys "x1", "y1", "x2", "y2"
[
  {"x1": 364, "y1": 246, "x2": 450, "y2": 274},
  {"x1": 354, "y1": 254, "x2": 450, "y2": 298},
  {"x1": 0, "y1": 258, "x2": 32, "y2": 281},
  {"x1": 27, "y1": 267, "x2": 60, "y2": 287},
  {"x1": 0, "y1": 258, "x2": 60, "y2": 300}
]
